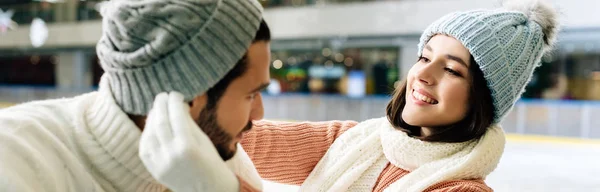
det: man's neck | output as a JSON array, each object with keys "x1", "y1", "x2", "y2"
[{"x1": 128, "y1": 114, "x2": 147, "y2": 131}]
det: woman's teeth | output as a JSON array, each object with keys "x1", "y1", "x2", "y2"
[{"x1": 413, "y1": 91, "x2": 438, "y2": 104}]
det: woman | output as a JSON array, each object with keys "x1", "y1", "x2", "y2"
[{"x1": 241, "y1": 0, "x2": 558, "y2": 191}]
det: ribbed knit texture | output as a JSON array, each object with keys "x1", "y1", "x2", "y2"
[
  {"x1": 242, "y1": 120, "x2": 355, "y2": 185},
  {"x1": 417, "y1": 9, "x2": 546, "y2": 123},
  {"x1": 241, "y1": 120, "x2": 492, "y2": 191},
  {"x1": 78, "y1": 76, "x2": 261, "y2": 191},
  {"x1": 96, "y1": 0, "x2": 264, "y2": 115},
  {"x1": 0, "y1": 75, "x2": 259, "y2": 192},
  {"x1": 374, "y1": 164, "x2": 492, "y2": 192},
  {"x1": 76, "y1": 76, "x2": 164, "y2": 191}
]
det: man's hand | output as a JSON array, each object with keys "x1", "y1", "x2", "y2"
[{"x1": 139, "y1": 92, "x2": 239, "y2": 192}]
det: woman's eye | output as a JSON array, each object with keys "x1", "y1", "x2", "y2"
[{"x1": 444, "y1": 68, "x2": 462, "y2": 77}]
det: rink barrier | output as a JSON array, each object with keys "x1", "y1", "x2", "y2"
[{"x1": 1, "y1": 86, "x2": 600, "y2": 140}]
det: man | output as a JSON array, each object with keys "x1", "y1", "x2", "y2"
[{"x1": 0, "y1": 0, "x2": 270, "y2": 191}]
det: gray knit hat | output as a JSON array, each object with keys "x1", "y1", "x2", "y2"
[
  {"x1": 96, "y1": 0, "x2": 264, "y2": 115},
  {"x1": 418, "y1": 0, "x2": 559, "y2": 123}
]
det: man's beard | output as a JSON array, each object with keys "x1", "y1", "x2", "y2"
[{"x1": 195, "y1": 106, "x2": 252, "y2": 161}]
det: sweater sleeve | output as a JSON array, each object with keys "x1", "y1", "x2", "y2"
[
  {"x1": 0, "y1": 124, "x2": 49, "y2": 192},
  {"x1": 240, "y1": 120, "x2": 359, "y2": 185},
  {"x1": 424, "y1": 180, "x2": 493, "y2": 192}
]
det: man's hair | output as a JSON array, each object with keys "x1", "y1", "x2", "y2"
[
  {"x1": 205, "y1": 20, "x2": 271, "y2": 109},
  {"x1": 385, "y1": 56, "x2": 496, "y2": 143}
]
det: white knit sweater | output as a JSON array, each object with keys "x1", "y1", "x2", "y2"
[
  {"x1": 0, "y1": 76, "x2": 264, "y2": 192},
  {"x1": 0, "y1": 86, "x2": 168, "y2": 191}
]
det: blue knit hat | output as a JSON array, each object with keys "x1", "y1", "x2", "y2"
[
  {"x1": 96, "y1": 0, "x2": 264, "y2": 115},
  {"x1": 418, "y1": 0, "x2": 559, "y2": 123}
]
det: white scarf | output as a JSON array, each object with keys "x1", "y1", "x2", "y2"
[
  {"x1": 300, "y1": 117, "x2": 505, "y2": 192},
  {"x1": 225, "y1": 144, "x2": 264, "y2": 191}
]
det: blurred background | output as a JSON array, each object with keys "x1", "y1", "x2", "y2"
[{"x1": 0, "y1": 0, "x2": 599, "y2": 191}]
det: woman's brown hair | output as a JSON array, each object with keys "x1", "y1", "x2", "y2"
[{"x1": 386, "y1": 56, "x2": 496, "y2": 143}]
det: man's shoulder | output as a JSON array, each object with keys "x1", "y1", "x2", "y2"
[
  {"x1": 0, "y1": 118, "x2": 79, "y2": 192},
  {"x1": 0, "y1": 93, "x2": 96, "y2": 142},
  {"x1": 0, "y1": 94, "x2": 96, "y2": 179},
  {"x1": 1, "y1": 92, "x2": 95, "y2": 122},
  {"x1": 2, "y1": 93, "x2": 86, "y2": 111},
  {"x1": 0, "y1": 93, "x2": 102, "y2": 192}
]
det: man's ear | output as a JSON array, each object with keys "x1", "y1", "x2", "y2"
[{"x1": 189, "y1": 93, "x2": 208, "y2": 121}]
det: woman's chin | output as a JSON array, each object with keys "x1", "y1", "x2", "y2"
[
  {"x1": 402, "y1": 118, "x2": 436, "y2": 128},
  {"x1": 402, "y1": 113, "x2": 425, "y2": 126}
]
